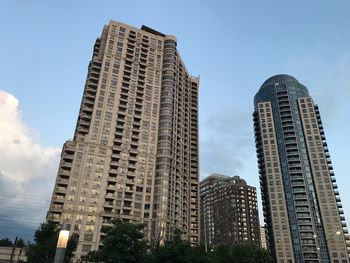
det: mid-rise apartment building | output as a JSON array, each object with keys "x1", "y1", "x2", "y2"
[
  {"x1": 47, "y1": 20, "x2": 199, "y2": 259},
  {"x1": 200, "y1": 174, "x2": 260, "y2": 247}
]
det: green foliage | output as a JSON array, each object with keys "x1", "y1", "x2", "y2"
[
  {"x1": 209, "y1": 244, "x2": 273, "y2": 263},
  {"x1": 26, "y1": 222, "x2": 57, "y2": 263},
  {"x1": 64, "y1": 234, "x2": 78, "y2": 263},
  {"x1": 82, "y1": 250, "x2": 100, "y2": 262},
  {"x1": 86, "y1": 219, "x2": 148, "y2": 263},
  {"x1": 83, "y1": 220, "x2": 272, "y2": 263},
  {"x1": 16, "y1": 238, "x2": 26, "y2": 248},
  {"x1": 26, "y1": 221, "x2": 77, "y2": 263},
  {"x1": 148, "y1": 230, "x2": 208, "y2": 263},
  {"x1": 0, "y1": 237, "x2": 13, "y2": 246}
]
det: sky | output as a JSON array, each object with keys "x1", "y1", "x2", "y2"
[{"x1": 0, "y1": 0, "x2": 349, "y2": 242}]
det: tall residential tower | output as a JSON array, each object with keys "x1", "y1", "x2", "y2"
[
  {"x1": 47, "y1": 20, "x2": 199, "y2": 259},
  {"x1": 253, "y1": 74, "x2": 349, "y2": 263}
]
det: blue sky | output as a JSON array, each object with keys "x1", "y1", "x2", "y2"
[{"x1": 0, "y1": 0, "x2": 349, "y2": 241}]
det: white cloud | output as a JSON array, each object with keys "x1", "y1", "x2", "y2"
[
  {"x1": 200, "y1": 108, "x2": 255, "y2": 179},
  {"x1": 284, "y1": 53, "x2": 350, "y2": 228},
  {"x1": 0, "y1": 90, "x2": 60, "y2": 239},
  {"x1": 284, "y1": 52, "x2": 350, "y2": 126}
]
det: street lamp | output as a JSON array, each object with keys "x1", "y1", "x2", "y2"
[{"x1": 54, "y1": 224, "x2": 71, "y2": 263}]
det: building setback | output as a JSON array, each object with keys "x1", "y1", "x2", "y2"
[
  {"x1": 253, "y1": 74, "x2": 349, "y2": 263},
  {"x1": 200, "y1": 174, "x2": 260, "y2": 248},
  {"x1": 47, "y1": 20, "x2": 199, "y2": 259}
]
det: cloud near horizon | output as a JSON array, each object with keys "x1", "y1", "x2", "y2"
[
  {"x1": 0, "y1": 90, "x2": 60, "y2": 240},
  {"x1": 200, "y1": 108, "x2": 256, "y2": 180}
]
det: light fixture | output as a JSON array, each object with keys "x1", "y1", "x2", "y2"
[{"x1": 54, "y1": 224, "x2": 71, "y2": 263}]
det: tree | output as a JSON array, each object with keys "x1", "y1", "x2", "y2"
[
  {"x1": 83, "y1": 220, "x2": 272, "y2": 263},
  {"x1": 26, "y1": 221, "x2": 77, "y2": 263},
  {"x1": 16, "y1": 238, "x2": 26, "y2": 248},
  {"x1": 210, "y1": 244, "x2": 273, "y2": 263},
  {"x1": 64, "y1": 234, "x2": 78, "y2": 263},
  {"x1": 0, "y1": 237, "x2": 13, "y2": 246},
  {"x1": 147, "y1": 229, "x2": 209, "y2": 263},
  {"x1": 86, "y1": 219, "x2": 148, "y2": 263}
]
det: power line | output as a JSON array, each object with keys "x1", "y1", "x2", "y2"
[
  {"x1": 0, "y1": 219, "x2": 45, "y2": 225},
  {"x1": 0, "y1": 205, "x2": 49, "y2": 210},
  {"x1": 0, "y1": 194, "x2": 51, "y2": 202},
  {"x1": 0, "y1": 190, "x2": 52, "y2": 197}
]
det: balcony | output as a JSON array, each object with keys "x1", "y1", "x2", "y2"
[
  {"x1": 55, "y1": 186, "x2": 67, "y2": 194},
  {"x1": 125, "y1": 186, "x2": 133, "y2": 192},
  {"x1": 106, "y1": 184, "x2": 116, "y2": 191},
  {"x1": 80, "y1": 112, "x2": 91, "y2": 121},
  {"x1": 61, "y1": 161, "x2": 72, "y2": 169},
  {"x1": 110, "y1": 161, "x2": 119, "y2": 168},
  {"x1": 57, "y1": 178, "x2": 69, "y2": 185},
  {"x1": 83, "y1": 98, "x2": 94, "y2": 107},
  {"x1": 126, "y1": 178, "x2": 134, "y2": 184},
  {"x1": 48, "y1": 215, "x2": 60, "y2": 222},
  {"x1": 124, "y1": 194, "x2": 133, "y2": 200},
  {"x1": 104, "y1": 201, "x2": 114, "y2": 208},
  {"x1": 105, "y1": 193, "x2": 115, "y2": 199},
  {"x1": 109, "y1": 169, "x2": 118, "y2": 175},
  {"x1": 50, "y1": 204, "x2": 63, "y2": 211},
  {"x1": 62, "y1": 151, "x2": 74, "y2": 160},
  {"x1": 293, "y1": 187, "x2": 306, "y2": 193},
  {"x1": 53, "y1": 195, "x2": 65, "y2": 203},
  {"x1": 108, "y1": 176, "x2": 117, "y2": 182},
  {"x1": 58, "y1": 169, "x2": 71, "y2": 178},
  {"x1": 82, "y1": 105, "x2": 93, "y2": 113}
]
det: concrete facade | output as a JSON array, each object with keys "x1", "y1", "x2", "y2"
[
  {"x1": 253, "y1": 74, "x2": 349, "y2": 263},
  {"x1": 47, "y1": 20, "x2": 199, "y2": 260},
  {"x1": 260, "y1": 225, "x2": 268, "y2": 250},
  {"x1": 200, "y1": 174, "x2": 260, "y2": 248}
]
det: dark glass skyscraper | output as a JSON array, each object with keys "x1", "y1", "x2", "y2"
[{"x1": 253, "y1": 74, "x2": 349, "y2": 262}]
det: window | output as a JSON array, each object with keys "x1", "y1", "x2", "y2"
[
  {"x1": 84, "y1": 234, "x2": 93, "y2": 241},
  {"x1": 82, "y1": 244, "x2": 92, "y2": 252}
]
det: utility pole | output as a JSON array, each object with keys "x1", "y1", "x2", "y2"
[
  {"x1": 18, "y1": 247, "x2": 23, "y2": 263},
  {"x1": 204, "y1": 212, "x2": 207, "y2": 253},
  {"x1": 10, "y1": 236, "x2": 17, "y2": 263}
]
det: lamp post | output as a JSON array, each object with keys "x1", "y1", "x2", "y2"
[
  {"x1": 54, "y1": 224, "x2": 70, "y2": 263},
  {"x1": 203, "y1": 211, "x2": 207, "y2": 253}
]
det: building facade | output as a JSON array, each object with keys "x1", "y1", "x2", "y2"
[
  {"x1": 47, "y1": 20, "x2": 199, "y2": 259},
  {"x1": 260, "y1": 225, "x2": 268, "y2": 250},
  {"x1": 253, "y1": 74, "x2": 349, "y2": 263},
  {"x1": 200, "y1": 174, "x2": 260, "y2": 248}
]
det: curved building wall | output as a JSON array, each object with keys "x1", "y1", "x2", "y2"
[
  {"x1": 253, "y1": 74, "x2": 349, "y2": 263},
  {"x1": 47, "y1": 21, "x2": 200, "y2": 260}
]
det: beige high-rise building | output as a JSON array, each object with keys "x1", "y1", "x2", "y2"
[
  {"x1": 254, "y1": 74, "x2": 349, "y2": 263},
  {"x1": 47, "y1": 20, "x2": 199, "y2": 259}
]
